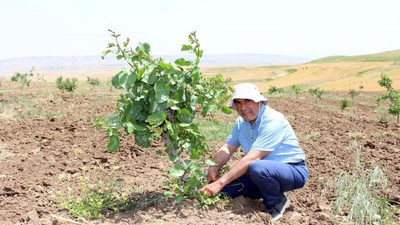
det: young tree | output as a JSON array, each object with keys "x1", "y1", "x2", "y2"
[
  {"x1": 99, "y1": 30, "x2": 232, "y2": 205},
  {"x1": 10, "y1": 67, "x2": 34, "y2": 90},
  {"x1": 56, "y1": 76, "x2": 78, "y2": 93},
  {"x1": 308, "y1": 87, "x2": 325, "y2": 103},
  {"x1": 377, "y1": 73, "x2": 400, "y2": 124},
  {"x1": 291, "y1": 84, "x2": 303, "y2": 98},
  {"x1": 348, "y1": 89, "x2": 359, "y2": 100},
  {"x1": 86, "y1": 77, "x2": 101, "y2": 91},
  {"x1": 268, "y1": 86, "x2": 284, "y2": 94},
  {"x1": 340, "y1": 98, "x2": 350, "y2": 111}
]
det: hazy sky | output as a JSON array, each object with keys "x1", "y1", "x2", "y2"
[{"x1": 1, "y1": 0, "x2": 399, "y2": 60}]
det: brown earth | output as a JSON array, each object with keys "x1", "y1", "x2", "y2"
[{"x1": 0, "y1": 82, "x2": 399, "y2": 225}]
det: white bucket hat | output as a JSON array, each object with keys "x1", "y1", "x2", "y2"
[{"x1": 227, "y1": 83, "x2": 269, "y2": 110}]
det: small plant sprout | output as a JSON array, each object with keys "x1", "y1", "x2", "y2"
[{"x1": 377, "y1": 73, "x2": 400, "y2": 124}]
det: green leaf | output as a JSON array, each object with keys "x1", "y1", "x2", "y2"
[
  {"x1": 177, "y1": 108, "x2": 194, "y2": 123},
  {"x1": 174, "y1": 58, "x2": 191, "y2": 66},
  {"x1": 124, "y1": 122, "x2": 134, "y2": 134},
  {"x1": 171, "y1": 91, "x2": 184, "y2": 103},
  {"x1": 125, "y1": 101, "x2": 143, "y2": 119},
  {"x1": 221, "y1": 105, "x2": 233, "y2": 114},
  {"x1": 146, "y1": 111, "x2": 167, "y2": 126},
  {"x1": 136, "y1": 42, "x2": 151, "y2": 54},
  {"x1": 169, "y1": 165, "x2": 185, "y2": 177},
  {"x1": 148, "y1": 70, "x2": 158, "y2": 85},
  {"x1": 181, "y1": 44, "x2": 193, "y2": 51},
  {"x1": 111, "y1": 72, "x2": 122, "y2": 89},
  {"x1": 119, "y1": 71, "x2": 128, "y2": 87},
  {"x1": 155, "y1": 81, "x2": 170, "y2": 103},
  {"x1": 174, "y1": 195, "x2": 184, "y2": 203},
  {"x1": 158, "y1": 62, "x2": 174, "y2": 71},
  {"x1": 187, "y1": 177, "x2": 199, "y2": 188},
  {"x1": 183, "y1": 159, "x2": 191, "y2": 170},
  {"x1": 124, "y1": 121, "x2": 147, "y2": 133},
  {"x1": 164, "y1": 191, "x2": 173, "y2": 199},
  {"x1": 135, "y1": 132, "x2": 151, "y2": 147},
  {"x1": 206, "y1": 159, "x2": 217, "y2": 166},
  {"x1": 169, "y1": 155, "x2": 178, "y2": 162},
  {"x1": 107, "y1": 135, "x2": 120, "y2": 152},
  {"x1": 124, "y1": 70, "x2": 137, "y2": 88}
]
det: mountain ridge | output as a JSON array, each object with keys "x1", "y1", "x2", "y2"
[{"x1": 0, "y1": 53, "x2": 311, "y2": 77}]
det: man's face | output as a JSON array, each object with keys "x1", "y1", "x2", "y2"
[{"x1": 233, "y1": 99, "x2": 260, "y2": 124}]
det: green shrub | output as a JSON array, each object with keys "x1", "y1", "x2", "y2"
[
  {"x1": 56, "y1": 76, "x2": 78, "y2": 93},
  {"x1": 99, "y1": 30, "x2": 231, "y2": 207},
  {"x1": 377, "y1": 73, "x2": 400, "y2": 124},
  {"x1": 286, "y1": 68, "x2": 297, "y2": 74},
  {"x1": 86, "y1": 77, "x2": 100, "y2": 91},
  {"x1": 291, "y1": 85, "x2": 303, "y2": 97},
  {"x1": 331, "y1": 141, "x2": 397, "y2": 225},
  {"x1": 340, "y1": 98, "x2": 350, "y2": 111},
  {"x1": 308, "y1": 87, "x2": 325, "y2": 103},
  {"x1": 349, "y1": 89, "x2": 359, "y2": 100},
  {"x1": 10, "y1": 67, "x2": 34, "y2": 90},
  {"x1": 268, "y1": 86, "x2": 284, "y2": 94}
]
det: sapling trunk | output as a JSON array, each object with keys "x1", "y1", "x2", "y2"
[
  {"x1": 162, "y1": 131, "x2": 189, "y2": 181},
  {"x1": 161, "y1": 131, "x2": 181, "y2": 166}
]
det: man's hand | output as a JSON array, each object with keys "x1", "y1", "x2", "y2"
[
  {"x1": 200, "y1": 179, "x2": 223, "y2": 197},
  {"x1": 207, "y1": 166, "x2": 219, "y2": 183}
]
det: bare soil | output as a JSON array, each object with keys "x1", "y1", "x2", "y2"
[{"x1": 0, "y1": 82, "x2": 399, "y2": 225}]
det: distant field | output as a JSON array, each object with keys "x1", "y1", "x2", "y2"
[
  {"x1": 201, "y1": 61, "x2": 400, "y2": 92},
  {"x1": 5, "y1": 61, "x2": 399, "y2": 93},
  {"x1": 2, "y1": 49, "x2": 400, "y2": 92}
]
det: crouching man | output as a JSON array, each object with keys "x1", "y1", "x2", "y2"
[{"x1": 200, "y1": 83, "x2": 309, "y2": 221}]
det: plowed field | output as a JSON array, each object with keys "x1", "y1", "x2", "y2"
[{"x1": 0, "y1": 82, "x2": 399, "y2": 224}]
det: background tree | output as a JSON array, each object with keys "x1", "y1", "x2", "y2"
[
  {"x1": 291, "y1": 84, "x2": 303, "y2": 98},
  {"x1": 340, "y1": 98, "x2": 350, "y2": 111},
  {"x1": 86, "y1": 77, "x2": 101, "y2": 91},
  {"x1": 56, "y1": 76, "x2": 78, "y2": 93},
  {"x1": 377, "y1": 73, "x2": 400, "y2": 124},
  {"x1": 348, "y1": 89, "x2": 359, "y2": 100},
  {"x1": 308, "y1": 87, "x2": 325, "y2": 103},
  {"x1": 10, "y1": 67, "x2": 34, "y2": 90}
]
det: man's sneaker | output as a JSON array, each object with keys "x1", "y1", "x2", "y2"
[{"x1": 266, "y1": 194, "x2": 291, "y2": 221}]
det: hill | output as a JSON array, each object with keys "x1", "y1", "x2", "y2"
[
  {"x1": 1, "y1": 51, "x2": 399, "y2": 92},
  {"x1": 202, "y1": 49, "x2": 400, "y2": 92},
  {"x1": 0, "y1": 54, "x2": 310, "y2": 79},
  {"x1": 310, "y1": 49, "x2": 400, "y2": 63}
]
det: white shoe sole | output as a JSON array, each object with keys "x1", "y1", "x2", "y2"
[{"x1": 271, "y1": 197, "x2": 291, "y2": 221}]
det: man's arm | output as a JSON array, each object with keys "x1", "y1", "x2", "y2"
[
  {"x1": 201, "y1": 149, "x2": 270, "y2": 196},
  {"x1": 207, "y1": 143, "x2": 238, "y2": 182}
]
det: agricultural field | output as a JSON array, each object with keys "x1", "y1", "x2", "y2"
[{"x1": 0, "y1": 78, "x2": 399, "y2": 225}]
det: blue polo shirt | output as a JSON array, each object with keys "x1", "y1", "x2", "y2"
[{"x1": 226, "y1": 104, "x2": 305, "y2": 163}]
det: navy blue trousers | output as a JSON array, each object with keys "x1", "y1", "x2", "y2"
[{"x1": 221, "y1": 160, "x2": 309, "y2": 208}]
